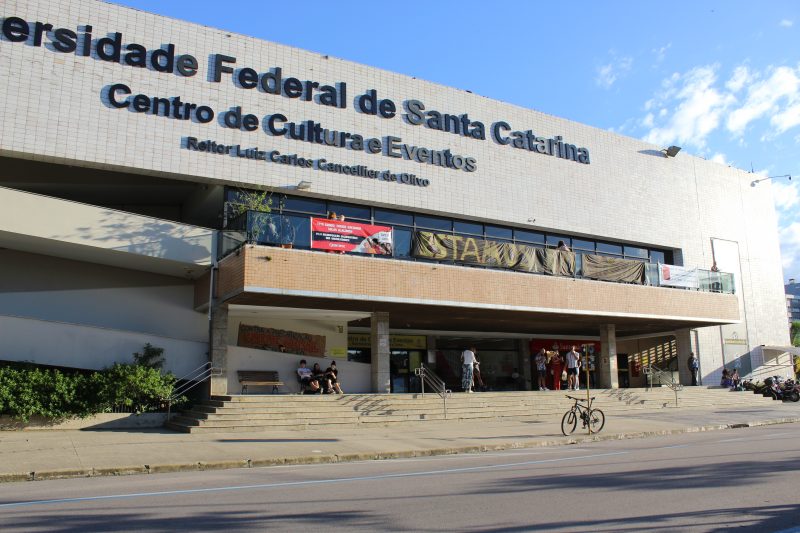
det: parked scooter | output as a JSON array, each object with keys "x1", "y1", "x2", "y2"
[{"x1": 782, "y1": 378, "x2": 800, "y2": 402}]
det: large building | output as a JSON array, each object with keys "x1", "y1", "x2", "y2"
[{"x1": 0, "y1": 0, "x2": 792, "y2": 395}]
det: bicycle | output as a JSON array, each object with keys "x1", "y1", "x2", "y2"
[{"x1": 561, "y1": 395, "x2": 605, "y2": 435}]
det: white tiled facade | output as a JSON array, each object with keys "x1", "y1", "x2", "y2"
[{"x1": 0, "y1": 0, "x2": 791, "y2": 381}]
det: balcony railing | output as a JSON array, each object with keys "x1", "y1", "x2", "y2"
[{"x1": 219, "y1": 210, "x2": 735, "y2": 295}]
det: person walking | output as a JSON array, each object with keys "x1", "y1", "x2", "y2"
[
  {"x1": 688, "y1": 352, "x2": 699, "y2": 386},
  {"x1": 565, "y1": 345, "x2": 581, "y2": 390},
  {"x1": 461, "y1": 346, "x2": 476, "y2": 393}
]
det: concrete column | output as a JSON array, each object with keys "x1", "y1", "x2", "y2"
[
  {"x1": 371, "y1": 312, "x2": 391, "y2": 393},
  {"x1": 674, "y1": 328, "x2": 700, "y2": 385},
  {"x1": 598, "y1": 324, "x2": 619, "y2": 389},
  {"x1": 209, "y1": 304, "x2": 229, "y2": 396}
]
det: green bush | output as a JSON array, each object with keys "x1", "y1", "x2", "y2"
[
  {"x1": 0, "y1": 366, "x2": 94, "y2": 421},
  {"x1": 95, "y1": 363, "x2": 175, "y2": 413},
  {"x1": 0, "y1": 360, "x2": 182, "y2": 422}
]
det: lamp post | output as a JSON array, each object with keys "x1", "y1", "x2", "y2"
[{"x1": 750, "y1": 174, "x2": 792, "y2": 187}]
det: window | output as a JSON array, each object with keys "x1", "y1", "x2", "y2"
[
  {"x1": 514, "y1": 230, "x2": 544, "y2": 244},
  {"x1": 327, "y1": 202, "x2": 371, "y2": 221},
  {"x1": 572, "y1": 239, "x2": 595, "y2": 252},
  {"x1": 282, "y1": 196, "x2": 326, "y2": 214},
  {"x1": 596, "y1": 242, "x2": 622, "y2": 255},
  {"x1": 650, "y1": 250, "x2": 665, "y2": 265},
  {"x1": 454, "y1": 221, "x2": 483, "y2": 235},
  {"x1": 547, "y1": 235, "x2": 571, "y2": 247},
  {"x1": 393, "y1": 228, "x2": 413, "y2": 258},
  {"x1": 415, "y1": 214, "x2": 452, "y2": 231},
  {"x1": 624, "y1": 246, "x2": 649, "y2": 259},
  {"x1": 485, "y1": 225, "x2": 513, "y2": 240},
  {"x1": 374, "y1": 208, "x2": 413, "y2": 226}
]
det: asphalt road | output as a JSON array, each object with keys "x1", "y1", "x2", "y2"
[{"x1": 1, "y1": 424, "x2": 799, "y2": 532}]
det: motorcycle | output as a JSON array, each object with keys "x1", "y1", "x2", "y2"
[{"x1": 782, "y1": 378, "x2": 800, "y2": 402}]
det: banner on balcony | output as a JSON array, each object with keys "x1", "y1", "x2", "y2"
[
  {"x1": 582, "y1": 254, "x2": 646, "y2": 284},
  {"x1": 412, "y1": 231, "x2": 575, "y2": 276},
  {"x1": 658, "y1": 263, "x2": 698, "y2": 289},
  {"x1": 311, "y1": 218, "x2": 393, "y2": 254}
]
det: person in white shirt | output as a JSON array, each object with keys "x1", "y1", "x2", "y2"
[
  {"x1": 565, "y1": 346, "x2": 581, "y2": 390},
  {"x1": 461, "y1": 347, "x2": 476, "y2": 393},
  {"x1": 296, "y1": 359, "x2": 319, "y2": 393},
  {"x1": 535, "y1": 348, "x2": 548, "y2": 390}
]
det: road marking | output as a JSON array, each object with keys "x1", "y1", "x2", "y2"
[{"x1": 0, "y1": 450, "x2": 628, "y2": 509}]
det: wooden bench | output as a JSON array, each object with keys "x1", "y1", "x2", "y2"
[{"x1": 237, "y1": 370, "x2": 284, "y2": 394}]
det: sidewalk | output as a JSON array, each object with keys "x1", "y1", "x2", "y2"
[{"x1": 1, "y1": 404, "x2": 798, "y2": 483}]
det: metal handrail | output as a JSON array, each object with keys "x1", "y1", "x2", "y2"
[
  {"x1": 165, "y1": 362, "x2": 222, "y2": 420},
  {"x1": 644, "y1": 365, "x2": 683, "y2": 406},
  {"x1": 414, "y1": 364, "x2": 452, "y2": 419}
]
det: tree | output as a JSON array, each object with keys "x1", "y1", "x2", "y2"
[
  {"x1": 792, "y1": 321, "x2": 800, "y2": 347},
  {"x1": 133, "y1": 343, "x2": 165, "y2": 370}
]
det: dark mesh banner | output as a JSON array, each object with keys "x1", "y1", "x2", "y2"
[
  {"x1": 582, "y1": 254, "x2": 645, "y2": 284},
  {"x1": 412, "y1": 231, "x2": 575, "y2": 276}
]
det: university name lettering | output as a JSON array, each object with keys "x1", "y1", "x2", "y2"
[
  {"x1": 2, "y1": 14, "x2": 592, "y2": 167},
  {"x1": 184, "y1": 138, "x2": 430, "y2": 187}
]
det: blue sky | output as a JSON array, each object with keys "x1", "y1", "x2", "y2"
[{"x1": 113, "y1": 0, "x2": 800, "y2": 283}]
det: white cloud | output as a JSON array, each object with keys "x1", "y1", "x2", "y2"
[
  {"x1": 595, "y1": 55, "x2": 633, "y2": 89},
  {"x1": 642, "y1": 65, "x2": 734, "y2": 149},
  {"x1": 726, "y1": 66, "x2": 800, "y2": 135},
  {"x1": 709, "y1": 152, "x2": 728, "y2": 164},
  {"x1": 772, "y1": 180, "x2": 800, "y2": 210},
  {"x1": 780, "y1": 19, "x2": 794, "y2": 27},
  {"x1": 725, "y1": 66, "x2": 753, "y2": 92},
  {"x1": 779, "y1": 221, "x2": 800, "y2": 273},
  {"x1": 639, "y1": 64, "x2": 800, "y2": 151},
  {"x1": 652, "y1": 43, "x2": 671, "y2": 63}
]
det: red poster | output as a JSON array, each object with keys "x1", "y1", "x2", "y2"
[{"x1": 311, "y1": 218, "x2": 393, "y2": 254}]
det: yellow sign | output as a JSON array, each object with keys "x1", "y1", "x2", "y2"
[
  {"x1": 330, "y1": 347, "x2": 347, "y2": 357},
  {"x1": 348, "y1": 334, "x2": 427, "y2": 349}
]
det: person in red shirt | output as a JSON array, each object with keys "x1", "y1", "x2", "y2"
[{"x1": 549, "y1": 351, "x2": 564, "y2": 391}]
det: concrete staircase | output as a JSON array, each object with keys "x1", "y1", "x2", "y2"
[{"x1": 165, "y1": 387, "x2": 778, "y2": 433}]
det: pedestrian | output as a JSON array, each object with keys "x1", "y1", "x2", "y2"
[
  {"x1": 461, "y1": 346, "x2": 476, "y2": 393},
  {"x1": 535, "y1": 348, "x2": 548, "y2": 390},
  {"x1": 565, "y1": 345, "x2": 581, "y2": 390},
  {"x1": 688, "y1": 352, "x2": 699, "y2": 386},
  {"x1": 549, "y1": 351, "x2": 564, "y2": 391}
]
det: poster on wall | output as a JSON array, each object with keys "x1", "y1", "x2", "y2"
[
  {"x1": 237, "y1": 324, "x2": 326, "y2": 356},
  {"x1": 311, "y1": 218, "x2": 393, "y2": 254},
  {"x1": 658, "y1": 263, "x2": 699, "y2": 289}
]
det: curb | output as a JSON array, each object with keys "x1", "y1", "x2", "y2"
[{"x1": 2, "y1": 417, "x2": 798, "y2": 483}]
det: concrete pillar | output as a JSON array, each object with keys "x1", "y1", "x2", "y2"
[
  {"x1": 371, "y1": 312, "x2": 391, "y2": 393},
  {"x1": 598, "y1": 324, "x2": 619, "y2": 389},
  {"x1": 209, "y1": 304, "x2": 229, "y2": 396},
  {"x1": 674, "y1": 328, "x2": 700, "y2": 385}
]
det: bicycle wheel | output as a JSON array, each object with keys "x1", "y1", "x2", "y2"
[
  {"x1": 561, "y1": 410, "x2": 577, "y2": 435},
  {"x1": 587, "y1": 408, "x2": 605, "y2": 433}
]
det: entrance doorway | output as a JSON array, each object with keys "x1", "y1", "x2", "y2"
[
  {"x1": 617, "y1": 353, "x2": 630, "y2": 388},
  {"x1": 390, "y1": 350, "x2": 424, "y2": 393}
]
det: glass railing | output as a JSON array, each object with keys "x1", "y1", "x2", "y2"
[{"x1": 219, "y1": 210, "x2": 735, "y2": 295}]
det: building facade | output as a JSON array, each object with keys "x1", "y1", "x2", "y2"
[{"x1": 0, "y1": 0, "x2": 792, "y2": 394}]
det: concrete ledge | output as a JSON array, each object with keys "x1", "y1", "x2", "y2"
[
  {"x1": 32, "y1": 468, "x2": 92, "y2": 481},
  {"x1": 2, "y1": 416, "x2": 799, "y2": 484},
  {"x1": 0, "y1": 413, "x2": 168, "y2": 431}
]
